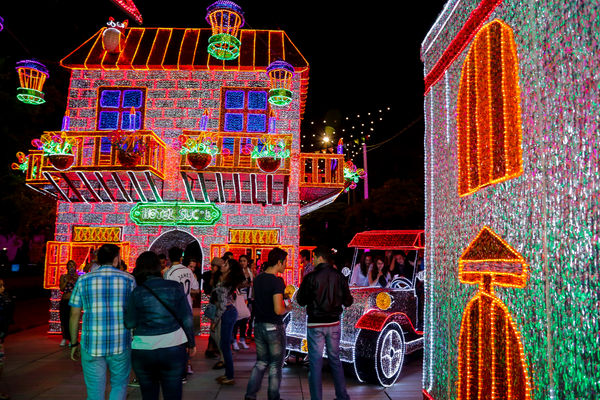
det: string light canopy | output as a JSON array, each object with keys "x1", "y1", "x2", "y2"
[
  {"x1": 266, "y1": 60, "x2": 295, "y2": 106},
  {"x1": 205, "y1": 0, "x2": 245, "y2": 60},
  {"x1": 15, "y1": 60, "x2": 49, "y2": 105}
]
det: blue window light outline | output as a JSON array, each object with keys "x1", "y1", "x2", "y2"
[
  {"x1": 247, "y1": 114, "x2": 267, "y2": 132},
  {"x1": 122, "y1": 89, "x2": 144, "y2": 108},
  {"x1": 99, "y1": 90, "x2": 121, "y2": 108},
  {"x1": 248, "y1": 91, "x2": 268, "y2": 110},
  {"x1": 224, "y1": 113, "x2": 244, "y2": 132},
  {"x1": 225, "y1": 90, "x2": 245, "y2": 109},
  {"x1": 98, "y1": 111, "x2": 120, "y2": 130},
  {"x1": 121, "y1": 111, "x2": 142, "y2": 130}
]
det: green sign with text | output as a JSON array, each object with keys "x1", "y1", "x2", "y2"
[{"x1": 129, "y1": 202, "x2": 222, "y2": 226}]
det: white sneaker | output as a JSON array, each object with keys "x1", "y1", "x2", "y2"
[
  {"x1": 239, "y1": 339, "x2": 249, "y2": 349},
  {"x1": 187, "y1": 364, "x2": 194, "y2": 375},
  {"x1": 232, "y1": 341, "x2": 239, "y2": 351},
  {"x1": 60, "y1": 339, "x2": 67, "y2": 347}
]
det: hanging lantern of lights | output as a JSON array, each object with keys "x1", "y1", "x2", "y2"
[
  {"x1": 266, "y1": 60, "x2": 294, "y2": 107},
  {"x1": 205, "y1": 1, "x2": 245, "y2": 60},
  {"x1": 15, "y1": 60, "x2": 49, "y2": 105}
]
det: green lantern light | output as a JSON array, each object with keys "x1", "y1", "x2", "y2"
[{"x1": 205, "y1": 1, "x2": 244, "y2": 60}]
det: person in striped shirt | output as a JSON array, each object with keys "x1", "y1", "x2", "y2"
[{"x1": 69, "y1": 243, "x2": 136, "y2": 400}]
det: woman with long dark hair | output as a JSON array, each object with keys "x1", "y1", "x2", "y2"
[
  {"x1": 349, "y1": 253, "x2": 373, "y2": 286},
  {"x1": 212, "y1": 257, "x2": 246, "y2": 385},
  {"x1": 369, "y1": 256, "x2": 391, "y2": 288},
  {"x1": 124, "y1": 252, "x2": 196, "y2": 400}
]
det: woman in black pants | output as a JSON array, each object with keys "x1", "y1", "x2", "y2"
[{"x1": 125, "y1": 252, "x2": 196, "y2": 400}]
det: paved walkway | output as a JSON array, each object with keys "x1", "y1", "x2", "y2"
[{"x1": 1, "y1": 325, "x2": 423, "y2": 399}]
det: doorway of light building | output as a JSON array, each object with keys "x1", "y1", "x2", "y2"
[{"x1": 148, "y1": 229, "x2": 202, "y2": 268}]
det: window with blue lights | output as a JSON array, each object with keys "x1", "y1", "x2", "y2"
[
  {"x1": 97, "y1": 87, "x2": 146, "y2": 131},
  {"x1": 220, "y1": 87, "x2": 271, "y2": 133},
  {"x1": 247, "y1": 114, "x2": 266, "y2": 132}
]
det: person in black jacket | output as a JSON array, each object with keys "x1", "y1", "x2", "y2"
[
  {"x1": 125, "y1": 252, "x2": 196, "y2": 400},
  {"x1": 296, "y1": 246, "x2": 353, "y2": 400}
]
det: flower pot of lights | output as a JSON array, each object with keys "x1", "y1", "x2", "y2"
[
  {"x1": 257, "y1": 157, "x2": 282, "y2": 173},
  {"x1": 175, "y1": 134, "x2": 219, "y2": 171},
  {"x1": 187, "y1": 152, "x2": 213, "y2": 170},
  {"x1": 117, "y1": 149, "x2": 142, "y2": 168},
  {"x1": 251, "y1": 137, "x2": 290, "y2": 173},
  {"x1": 49, "y1": 154, "x2": 75, "y2": 171},
  {"x1": 31, "y1": 133, "x2": 76, "y2": 171}
]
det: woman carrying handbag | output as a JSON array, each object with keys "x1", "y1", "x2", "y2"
[{"x1": 125, "y1": 252, "x2": 196, "y2": 400}]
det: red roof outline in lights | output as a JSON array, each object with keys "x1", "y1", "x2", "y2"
[
  {"x1": 348, "y1": 230, "x2": 424, "y2": 250},
  {"x1": 423, "y1": 0, "x2": 503, "y2": 94},
  {"x1": 110, "y1": 0, "x2": 143, "y2": 24}
]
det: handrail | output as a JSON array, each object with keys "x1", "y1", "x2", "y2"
[
  {"x1": 299, "y1": 153, "x2": 345, "y2": 187},
  {"x1": 180, "y1": 131, "x2": 293, "y2": 174},
  {"x1": 25, "y1": 130, "x2": 167, "y2": 181}
]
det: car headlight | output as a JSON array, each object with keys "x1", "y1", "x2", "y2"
[
  {"x1": 376, "y1": 292, "x2": 393, "y2": 311},
  {"x1": 285, "y1": 284, "x2": 297, "y2": 300}
]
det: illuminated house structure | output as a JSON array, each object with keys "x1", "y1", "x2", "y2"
[
  {"x1": 18, "y1": 3, "x2": 345, "y2": 332},
  {"x1": 421, "y1": 1, "x2": 599, "y2": 399}
]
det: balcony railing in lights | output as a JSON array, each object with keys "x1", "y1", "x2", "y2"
[
  {"x1": 299, "y1": 153, "x2": 345, "y2": 188},
  {"x1": 179, "y1": 131, "x2": 293, "y2": 174},
  {"x1": 24, "y1": 130, "x2": 168, "y2": 183}
]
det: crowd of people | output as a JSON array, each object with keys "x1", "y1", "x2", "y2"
[{"x1": 52, "y1": 244, "x2": 423, "y2": 399}]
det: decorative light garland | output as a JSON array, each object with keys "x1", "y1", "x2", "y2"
[
  {"x1": 11, "y1": 152, "x2": 30, "y2": 173},
  {"x1": 343, "y1": 160, "x2": 366, "y2": 192},
  {"x1": 422, "y1": 1, "x2": 600, "y2": 398}
]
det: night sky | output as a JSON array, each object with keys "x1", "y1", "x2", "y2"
[{"x1": 0, "y1": 0, "x2": 448, "y2": 236}]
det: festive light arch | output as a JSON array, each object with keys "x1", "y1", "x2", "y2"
[{"x1": 456, "y1": 19, "x2": 523, "y2": 197}]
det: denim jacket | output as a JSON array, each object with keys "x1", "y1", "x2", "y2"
[{"x1": 124, "y1": 276, "x2": 195, "y2": 348}]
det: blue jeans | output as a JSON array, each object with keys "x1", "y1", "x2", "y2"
[
  {"x1": 307, "y1": 324, "x2": 350, "y2": 400},
  {"x1": 81, "y1": 347, "x2": 131, "y2": 400},
  {"x1": 245, "y1": 322, "x2": 286, "y2": 400},
  {"x1": 132, "y1": 344, "x2": 187, "y2": 400},
  {"x1": 219, "y1": 305, "x2": 238, "y2": 379}
]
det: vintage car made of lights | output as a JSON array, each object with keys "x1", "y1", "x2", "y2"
[{"x1": 285, "y1": 230, "x2": 425, "y2": 387}]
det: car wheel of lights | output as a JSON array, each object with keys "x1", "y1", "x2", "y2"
[{"x1": 354, "y1": 322, "x2": 405, "y2": 387}]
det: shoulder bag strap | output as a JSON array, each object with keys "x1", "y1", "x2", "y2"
[{"x1": 141, "y1": 283, "x2": 184, "y2": 329}]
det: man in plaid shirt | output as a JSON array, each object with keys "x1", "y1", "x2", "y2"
[{"x1": 69, "y1": 244, "x2": 136, "y2": 400}]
